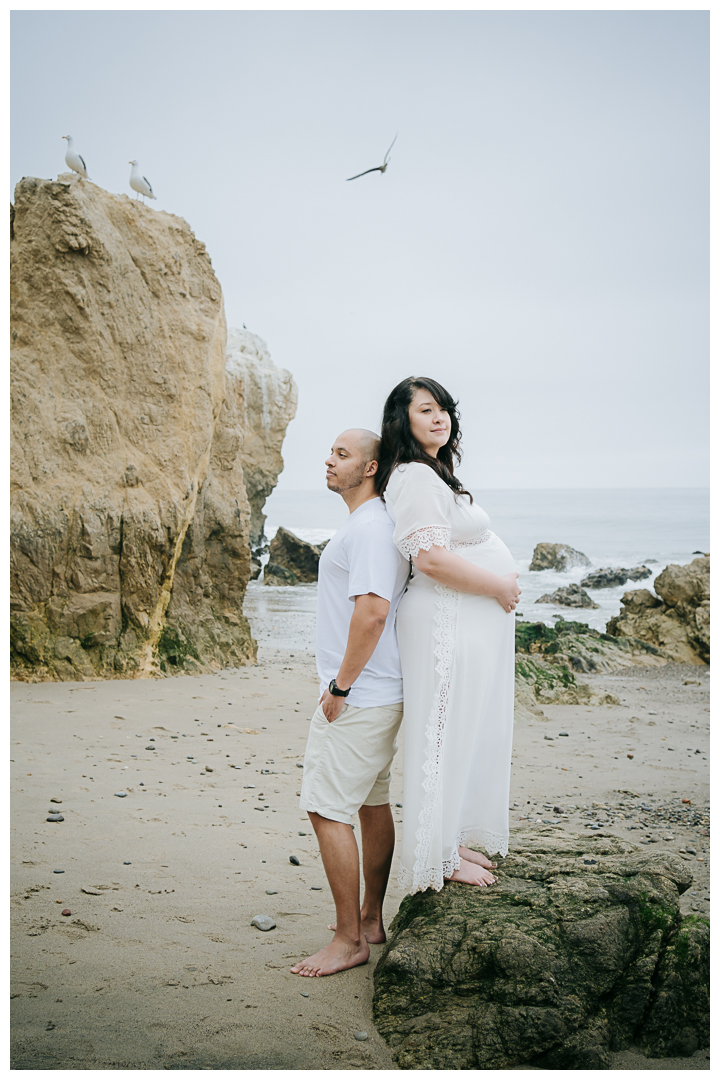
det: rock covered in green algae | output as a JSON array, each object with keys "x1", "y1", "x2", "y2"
[
  {"x1": 373, "y1": 829, "x2": 707, "y2": 1070},
  {"x1": 637, "y1": 915, "x2": 710, "y2": 1059}
]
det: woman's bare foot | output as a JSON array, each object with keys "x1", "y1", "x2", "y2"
[
  {"x1": 459, "y1": 845, "x2": 497, "y2": 870},
  {"x1": 327, "y1": 914, "x2": 386, "y2": 944},
  {"x1": 290, "y1": 937, "x2": 370, "y2": 977},
  {"x1": 446, "y1": 857, "x2": 497, "y2": 887}
]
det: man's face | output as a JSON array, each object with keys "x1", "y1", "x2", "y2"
[{"x1": 325, "y1": 434, "x2": 369, "y2": 494}]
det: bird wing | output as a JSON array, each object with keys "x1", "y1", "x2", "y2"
[
  {"x1": 79, "y1": 155, "x2": 87, "y2": 172},
  {"x1": 346, "y1": 166, "x2": 383, "y2": 181},
  {"x1": 142, "y1": 176, "x2": 154, "y2": 194},
  {"x1": 383, "y1": 133, "x2": 398, "y2": 164}
]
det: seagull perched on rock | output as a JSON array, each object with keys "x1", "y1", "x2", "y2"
[
  {"x1": 62, "y1": 135, "x2": 89, "y2": 178},
  {"x1": 129, "y1": 160, "x2": 156, "y2": 201},
  {"x1": 346, "y1": 133, "x2": 398, "y2": 181}
]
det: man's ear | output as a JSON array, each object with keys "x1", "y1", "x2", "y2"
[{"x1": 366, "y1": 460, "x2": 378, "y2": 477}]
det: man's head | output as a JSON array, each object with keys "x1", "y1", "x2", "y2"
[{"x1": 325, "y1": 429, "x2": 381, "y2": 504}]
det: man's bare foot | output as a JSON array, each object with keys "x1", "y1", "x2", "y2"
[
  {"x1": 446, "y1": 857, "x2": 497, "y2": 887},
  {"x1": 459, "y1": 845, "x2": 497, "y2": 870},
  {"x1": 327, "y1": 914, "x2": 386, "y2": 944},
  {"x1": 290, "y1": 937, "x2": 370, "y2": 977}
]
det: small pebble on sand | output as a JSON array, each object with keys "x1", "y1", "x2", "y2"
[
  {"x1": 300, "y1": 990, "x2": 309, "y2": 997},
  {"x1": 114, "y1": 791, "x2": 128, "y2": 798},
  {"x1": 123, "y1": 861, "x2": 131, "y2": 865},
  {"x1": 265, "y1": 889, "x2": 278, "y2": 895},
  {"x1": 311, "y1": 886, "x2": 323, "y2": 891},
  {"x1": 46, "y1": 814, "x2": 64, "y2": 822},
  {"x1": 354, "y1": 1032, "x2": 368, "y2": 1041},
  {"x1": 289, "y1": 855, "x2": 300, "y2": 865},
  {"x1": 53, "y1": 870, "x2": 64, "y2": 874},
  {"x1": 61, "y1": 909, "x2": 71, "y2": 916},
  {"x1": 50, "y1": 798, "x2": 62, "y2": 804},
  {"x1": 251, "y1": 915, "x2": 276, "y2": 932}
]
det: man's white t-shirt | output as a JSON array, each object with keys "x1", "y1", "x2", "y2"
[{"x1": 315, "y1": 498, "x2": 408, "y2": 708}]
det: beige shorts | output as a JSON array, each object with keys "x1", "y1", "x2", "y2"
[{"x1": 299, "y1": 701, "x2": 404, "y2": 825}]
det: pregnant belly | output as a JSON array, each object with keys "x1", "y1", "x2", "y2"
[{"x1": 455, "y1": 531, "x2": 516, "y2": 576}]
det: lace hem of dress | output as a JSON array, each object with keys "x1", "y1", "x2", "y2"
[
  {"x1": 398, "y1": 829, "x2": 510, "y2": 894},
  {"x1": 401, "y1": 580, "x2": 458, "y2": 895},
  {"x1": 396, "y1": 526, "x2": 451, "y2": 560}
]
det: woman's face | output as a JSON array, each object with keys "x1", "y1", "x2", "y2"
[{"x1": 408, "y1": 390, "x2": 451, "y2": 458}]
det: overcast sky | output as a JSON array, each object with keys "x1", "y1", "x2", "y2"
[{"x1": 10, "y1": 9, "x2": 709, "y2": 491}]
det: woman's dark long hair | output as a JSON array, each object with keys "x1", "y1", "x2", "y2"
[{"x1": 375, "y1": 376, "x2": 472, "y2": 500}]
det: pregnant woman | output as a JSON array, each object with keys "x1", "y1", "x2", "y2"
[{"x1": 377, "y1": 377, "x2": 520, "y2": 893}]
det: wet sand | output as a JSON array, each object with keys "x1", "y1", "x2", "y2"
[{"x1": 11, "y1": 644, "x2": 709, "y2": 1070}]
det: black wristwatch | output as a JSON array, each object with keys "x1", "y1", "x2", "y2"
[{"x1": 329, "y1": 678, "x2": 351, "y2": 697}]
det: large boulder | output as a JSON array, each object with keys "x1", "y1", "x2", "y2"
[
  {"x1": 536, "y1": 584, "x2": 599, "y2": 609},
  {"x1": 373, "y1": 830, "x2": 708, "y2": 1069},
  {"x1": 654, "y1": 557, "x2": 710, "y2": 607},
  {"x1": 10, "y1": 176, "x2": 295, "y2": 680},
  {"x1": 529, "y1": 543, "x2": 591, "y2": 572},
  {"x1": 581, "y1": 566, "x2": 652, "y2": 589},
  {"x1": 264, "y1": 527, "x2": 327, "y2": 585},
  {"x1": 606, "y1": 558, "x2": 709, "y2": 664}
]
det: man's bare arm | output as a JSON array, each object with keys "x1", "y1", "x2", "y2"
[{"x1": 321, "y1": 593, "x2": 390, "y2": 721}]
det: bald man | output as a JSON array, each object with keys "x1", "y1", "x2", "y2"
[{"x1": 291, "y1": 430, "x2": 407, "y2": 978}]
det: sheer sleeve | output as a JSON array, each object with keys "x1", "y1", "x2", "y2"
[{"x1": 384, "y1": 463, "x2": 454, "y2": 560}]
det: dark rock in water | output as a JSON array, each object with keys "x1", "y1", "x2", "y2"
[
  {"x1": 626, "y1": 565, "x2": 653, "y2": 581},
  {"x1": 373, "y1": 830, "x2": 706, "y2": 1070},
  {"x1": 263, "y1": 527, "x2": 328, "y2": 586},
  {"x1": 581, "y1": 566, "x2": 652, "y2": 589},
  {"x1": 536, "y1": 584, "x2": 599, "y2": 609},
  {"x1": 263, "y1": 561, "x2": 299, "y2": 587},
  {"x1": 529, "y1": 543, "x2": 591, "y2": 572}
]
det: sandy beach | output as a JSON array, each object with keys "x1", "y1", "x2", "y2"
[{"x1": 11, "y1": 637, "x2": 709, "y2": 1070}]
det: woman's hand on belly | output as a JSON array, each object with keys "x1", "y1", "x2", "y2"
[
  {"x1": 494, "y1": 572, "x2": 522, "y2": 612},
  {"x1": 413, "y1": 546, "x2": 521, "y2": 611}
]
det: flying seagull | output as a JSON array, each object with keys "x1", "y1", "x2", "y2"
[
  {"x1": 129, "y1": 160, "x2": 156, "y2": 201},
  {"x1": 62, "y1": 135, "x2": 89, "y2": 179},
  {"x1": 346, "y1": 133, "x2": 398, "y2": 181}
]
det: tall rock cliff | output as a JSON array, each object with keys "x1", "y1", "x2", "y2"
[
  {"x1": 226, "y1": 328, "x2": 298, "y2": 566},
  {"x1": 10, "y1": 175, "x2": 296, "y2": 681}
]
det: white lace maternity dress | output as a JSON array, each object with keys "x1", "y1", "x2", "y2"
[{"x1": 384, "y1": 462, "x2": 516, "y2": 894}]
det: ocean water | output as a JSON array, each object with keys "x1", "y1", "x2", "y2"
[{"x1": 244, "y1": 487, "x2": 709, "y2": 650}]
